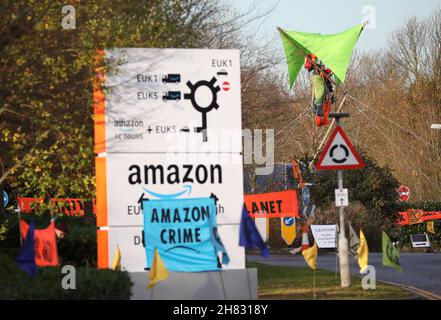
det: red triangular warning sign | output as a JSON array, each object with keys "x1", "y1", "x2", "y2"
[{"x1": 315, "y1": 126, "x2": 365, "y2": 170}]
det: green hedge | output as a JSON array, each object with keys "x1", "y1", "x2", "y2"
[
  {"x1": 0, "y1": 211, "x2": 97, "y2": 267},
  {"x1": 396, "y1": 201, "x2": 441, "y2": 250},
  {"x1": 397, "y1": 201, "x2": 441, "y2": 211},
  {"x1": 0, "y1": 253, "x2": 133, "y2": 299}
]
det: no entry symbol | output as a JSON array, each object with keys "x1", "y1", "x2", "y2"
[{"x1": 222, "y1": 81, "x2": 230, "y2": 91}]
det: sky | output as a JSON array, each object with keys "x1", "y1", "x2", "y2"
[{"x1": 231, "y1": 0, "x2": 441, "y2": 53}]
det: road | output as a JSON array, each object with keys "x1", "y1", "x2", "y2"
[{"x1": 248, "y1": 252, "x2": 441, "y2": 298}]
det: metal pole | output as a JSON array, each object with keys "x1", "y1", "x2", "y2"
[
  {"x1": 334, "y1": 116, "x2": 351, "y2": 288},
  {"x1": 309, "y1": 94, "x2": 348, "y2": 170},
  {"x1": 0, "y1": 183, "x2": 4, "y2": 216}
]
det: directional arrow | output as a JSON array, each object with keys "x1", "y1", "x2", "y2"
[
  {"x1": 138, "y1": 193, "x2": 148, "y2": 210},
  {"x1": 210, "y1": 193, "x2": 219, "y2": 205}
]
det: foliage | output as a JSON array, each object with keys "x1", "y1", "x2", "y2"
[
  {"x1": 0, "y1": 0, "x2": 230, "y2": 198},
  {"x1": 395, "y1": 201, "x2": 441, "y2": 250},
  {"x1": 0, "y1": 252, "x2": 132, "y2": 299},
  {"x1": 299, "y1": 150, "x2": 401, "y2": 225},
  {"x1": 247, "y1": 261, "x2": 413, "y2": 300},
  {"x1": 0, "y1": 211, "x2": 97, "y2": 267}
]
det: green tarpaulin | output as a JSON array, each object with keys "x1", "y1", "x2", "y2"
[{"x1": 280, "y1": 24, "x2": 363, "y2": 88}]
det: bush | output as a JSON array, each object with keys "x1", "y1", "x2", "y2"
[
  {"x1": 394, "y1": 201, "x2": 441, "y2": 250},
  {"x1": 0, "y1": 253, "x2": 133, "y2": 299},
  {"x1": 0, "y1": 211, "x2": 97, "y2": 267}
]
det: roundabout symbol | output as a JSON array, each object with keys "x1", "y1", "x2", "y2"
[
  {"x1": 329, "y1": 144, "x2": 349, "y2": 164},
  {"x1": 184, "y1": 77, "x2": 220, "y2": 142}
]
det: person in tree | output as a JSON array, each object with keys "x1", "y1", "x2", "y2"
[{"x1": 304, "y1": 53, "x2": 335, "y2": 126}]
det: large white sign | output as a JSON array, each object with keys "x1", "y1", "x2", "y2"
[
  {"x1": 104, "y1": 153, "x2": 244, "y2": 226},
  {"x1": 311, "y1": 224, "x2": 337, "y2": 248},
  {"x1": 96, "y1": 49, "x2": 245, "y2": 272},
  {"x1": 104, "y1": 48, "x2": 242, "y2": 153},
  {"x1": 105, "y1": 224, "x2": 245, "y2": 272}
]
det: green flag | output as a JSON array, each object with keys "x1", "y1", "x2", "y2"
[
  {"x1": 349, "y1": 224, "x2": 360, "y2": 257},
  {"x1": 382, "y1": 231, "x2": 402, "y2": 273},
  {"x1": 279, "y1": 24, "x2": 363, "y2": 88}
]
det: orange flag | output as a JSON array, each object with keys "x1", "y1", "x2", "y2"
[
  {"x1": 20, "y1": 220, "x2": 59, "y2": 267},
  {"x1": 291, "y1": 160, "x2": 305, "y2": 189}
]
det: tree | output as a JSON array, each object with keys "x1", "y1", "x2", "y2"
[{"x1": 1, "y1": 0, "x2": 272, "y2": 200}]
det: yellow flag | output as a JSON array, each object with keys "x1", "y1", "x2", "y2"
[
  {"x1": 148, "y1": 248, "x2": 169, "y2": 289},
  {"x1": 357, "y1": 230, "x2": 368, "y2": 273},
  {"x1": 111, "y1": 245, "x2": 121, "y2": 271},
  {"x1": 427, "y1": 221, "x2": 435, "y2": 234},
  {"x1": 302, "y1": 242, "x2": 318, "y2": 270}
]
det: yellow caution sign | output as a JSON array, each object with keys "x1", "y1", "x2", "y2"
[{"x1": 281, "y1": 216, "x2": 296, "y2": 245}]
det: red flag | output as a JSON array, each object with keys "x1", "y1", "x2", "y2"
[{"x1": 20, "y1": 220, "x2": 59, "y2": 267}]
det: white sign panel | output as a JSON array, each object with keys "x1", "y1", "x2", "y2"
[
  {"x1": 105, "y1": 153, "x2": 244, "y2": 226},
  {"x1": 104, "y1": 48, "x2": 242, "y2": 153},
  {"x1": 410, "y1": 233, "x2": 431, "y2": 248},
  {"x1": 254, "y1": 217, "x2": 268, "y2": 242},
  {"x1": 311, "y1": 224, "x2": 337, "y2": 248},
  {"x1": 335, "y1": 188, "x2": 349, "y2": 207},
  {"x1": 107, "y1": 225, "x2": 245, "y2": 272}
]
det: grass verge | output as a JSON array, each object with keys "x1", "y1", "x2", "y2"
[{"x1": 248, "y1": 261, "x2": 415, "y2": 300}]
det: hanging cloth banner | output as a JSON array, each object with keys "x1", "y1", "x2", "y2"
[
  {"x1": 142, "y1": 197, "x2": 228, "y2": 272},
  {"x1": 254, "y1": 217, "x2": 269, "y2": 243},
  {"x1": 20, "y1": 220, "x2": 59, "y2": 267},
  {"x1": 244, "y1": 190, "x2": 299, "y2": 218},
  {"x1": 397, "y1": 210, "x2": 441, "y2": 226},
  {"x1": 281, "y1": 216, "x2": 296, "y2": 245}
]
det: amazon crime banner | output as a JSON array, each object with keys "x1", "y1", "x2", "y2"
[
  {"x1": 20, "y1": 220, "x2": 59, "y2": 267},
  {"x1": 244, "y1": 190, "x2": 299, "y2": 218},
  {"x1": 142, "y1": 197, "x2": 224, "y2": 272}
]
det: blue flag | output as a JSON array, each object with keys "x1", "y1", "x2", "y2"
[
  {"x1": 16, "y1": 221, "x2": 38, "y2": 276},
  {"x1": 210, "y1": 226, "x2": 230, "y2": 265},
  {"x1": 239, "y1": 206, "x2": 270, "y2": 257},
  {"x1": 143, "y1": 197, "x2": 229, "y2": 272}
]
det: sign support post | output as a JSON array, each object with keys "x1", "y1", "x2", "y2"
[
  {"x1": 337, "y1": 169, "x2": 351, "y2": 287},
  {"x1": 332, "y1": 113, "x2": 351, "y2": 288},
  {"x1": 315, "y1": 111, "x2": 364, "y2": 287}
]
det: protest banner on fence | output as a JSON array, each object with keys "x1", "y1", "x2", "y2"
[
  {"x1": 244, "y1": 190, "x2": 299, "y2": 218},
  {"x1": 397, "y1": 210, "x2": 441, "y2": 225}
]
